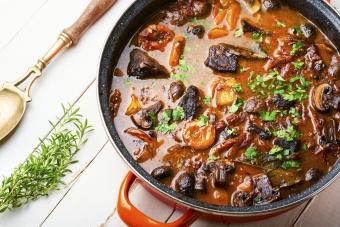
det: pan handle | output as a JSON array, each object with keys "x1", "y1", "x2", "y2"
[{"x1": 117, "y1": 172, "x2": 199, "y2": 227}]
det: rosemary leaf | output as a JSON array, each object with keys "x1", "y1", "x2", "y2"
[{"x1": 0, "y1": 104, "x2": 93, "y2": 212}]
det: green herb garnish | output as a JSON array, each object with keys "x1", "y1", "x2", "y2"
[
  {"x1": 124, "y1": 78, "x2": 132, "y2": 86},
  {"x1": 208, "y1": 154, "x2": 218, "y2": 161},
  {"x1": 282, "y1": 160, "x2": 300, "y2": 169},
  {"x1": 245, "y1": 147, "x2": 258, "y2": 160},
  {"x1": 203, "y1": 96, "x2": 212, "y2": 105},
  {"x1": 290, "y1": 41, "x2": 304, "y2": 56},
  {"x1": 260, "y1": 110, "x2": 280, "y2": 122},
  {"x1": 240, "y1": 67, "x2": 248, "y2": 73},
  {"x1": 233, "y1": 83, "x2": 243, "y2": 93},
  {"x1": 291, "y1": 25, "x2": 302, "y2": 35},
  {"x1": 229, "y1": 97, "x2": 244, "y2": 113},
  {"x1": 156, "y1": 109, "x2": 177, "y2": 134},
  {"x1": 293, "y1": 60, "x2": 304, "y2": 70},
  {"x1": 276, "y1": 20, "x2": 286, "y2": 28},
  {"x1": 198, "y1": 115, "x2": 209, "y2": 127},
  {"x1": 172, "y1": 106, "x2": 185, "y2": 121},
  {"x1": 0, "y1": 105, "x2": 93, "y2": 213},
  {"x1": 234, "y1": 29, "x2": 244, "y2": 37},
  {"x1": 274, "y1": 125, "x2": 300, "y2": 141},
  {"x1": 252, "y1": 32, "x2": 263, "y2": 43}
]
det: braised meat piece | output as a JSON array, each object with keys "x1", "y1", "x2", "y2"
[
  {"x1": 328, "y1": 55, "x2": 340, "y2": 77},
  {"x1": 127, "y1": 49, "x2": 169, "y2": 79},
  {"x1": 176, "y1": 172, "x2": 195, "y2": 197},
  {"x1": 304, "y1": 45, "x2": 325, "y2": 76},
  {"x1": 243, "y1": 96, "x2": 265, "y2": 113},
  {"x1": 194, "y1": 172, "x2": 207, "y2": 192},
  {"x1": 109, "y1": 89, "x2": 122, "y2": 119},
  {"x1": 166, "y1": 0, "x2": 211, "y2": 26},
  {"x1": 274, "y1": 138, "x2": 300, "y2": 152},
  {"x1": 138, "y1": 24, "x2": 175, "y2": 51},
  {"x1": 151, "y1": 166, "x2": 173, "y2": 180},
  {"x1": 300, "y1": 23, "x2": 316, "y2": 40},
  {"x1": 305, "y1": 168, "x2": 321, "y2": 182},
  {"x1": 272, "y1": 94, "x2": 295, "y2": 110},
  {"x1": 241, "y1": 19, "x2": 263, "y2": 33},
  {"x1": 262, "y1": 0, "x2": 281, "y2": 10},
  {"x1": 247, "y1": 124, "x2": 272, "y2": 140},
  {"x1": 212, "y1": 161, "x2": 235, "y2": 188},
  {"x1": 178, "y1": 85, "x2": 201, "y2": 119},
  {"x1": 253, "y1": 174, "x2": 280, "y2": 205},
  {"x1": 205, "y1": 44, "x2": 238, "y2": 73}
]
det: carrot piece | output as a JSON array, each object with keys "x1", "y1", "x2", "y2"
[
  {"x1": 226, "y1": 2, "x2": 241, "y2": 31},
  {"x1": 169, "y1": 36, "x2": 186, "y2": 67},
  {"x1": 212, "y1": 3, "x2": 221, "y2": 18},
  {"x1": 214, "y1": 9, "x2": 227, "y2": 25},
  {"x1": 208, "y1": 26, "x2": 228, "y2": 39}
]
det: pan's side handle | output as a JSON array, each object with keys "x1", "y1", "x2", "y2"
[{"x1": 117, "y1": 172, "x2": 199, "y2": 227}]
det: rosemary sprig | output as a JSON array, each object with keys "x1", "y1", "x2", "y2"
[{"x1": 0, "y1": 105, "x2": 93, "y2": 212}]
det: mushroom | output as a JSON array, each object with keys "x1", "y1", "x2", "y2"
[
  {"x1": 131, "y1": 101, "x2": 163, "y2": 130},
  {"x1": 239, "y1": 0, "x2": 261, "y2": 14},
  {"x1": 312, "y1": 83, "x2": 340, "y2": 112}
]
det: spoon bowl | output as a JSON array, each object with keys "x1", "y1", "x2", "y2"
[{"x1": 0, "y1": 85, "x2": 28, "y2": 140}]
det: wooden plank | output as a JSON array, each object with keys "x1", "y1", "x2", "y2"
[
  {"x1": 42, "y1": 143, "x2": 176, "y2": 227},
  {"x1": 293, "y1": 177, "x2": 340, "y2": 227}
]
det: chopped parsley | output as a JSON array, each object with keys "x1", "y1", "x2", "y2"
[
  {"x1": 245, "y1": 147, "x2": 258, "y2": 160},
  {"x1": 192, "y1": 17, "x2": 212, "y2": 30},
  {"x1": 290, "y1": 41, "x2": 304, "y2": 56},
  {"x1": 276, "y1": 20, "x2": 286, "y2": 28},
  {"x1": 259, "y1": 110, "x2": 280, "y2": 122},
  {"x1": 233, "y1": 83, "x2": 243, "y2": 93},
  {"x1": 203, "y1": 96, "x2": 212, "y2": 105},
  {"x1": 170, "y1": 56, "x2": 193, "y2": 83},
  {"x1": 208, "y1": 154, "x2": 218, "y2": 161},
  {"x1": 302, "y1": 143, "x2": 308, "y2": 151},
  {"x1": 147, "y1": 112, "x2": 157, "y2": 126},
  {"x1": 226, "y1": 128, "x2": 238, "y2": 136},
  {"x1": 156, "y1": 110, "x2": 176, "y2": 134},
  {"x1": 252, "y1": 32, "x2": 263, "y2": 43},
  {"x1": 274, "y1": 125, "x2": 300, "y2": 141},
  {"x1": 269, "y1": 146, "x2": 291, "y2": 160},
  {"x1": 229, "y1": 97, "x2": 244, "y2": 113},
  {"x1": 240, "y1": 67, "x2": 248, "y2": 73},
  {"x1": 198, "y1": 115, "x2": 209, "y2": 127},
  {"x1": 289, "y1": 107, "x2": 300, "y2": 119},
  {"x1": 234, "y1": 28, "x2": 244, "y2": 37},
  {"x1": 172, "y1": 106, "x2": 185, "y2": 121},
  {"x1": 292, "y1": 60, "x2": 304, "y2": 70},
  {"x1": 124, "y1": 78, "x2": 132, "y2": 86},
  {"x1": 290, "y1": 25, "x2": 302, "y2": 35},
  {"x1": 282, "y1": 160, "x2": 300, "y2": 169}
]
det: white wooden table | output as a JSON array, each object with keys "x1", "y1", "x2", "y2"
[{"x1": 0, "y1": 0, "x2": 339, "y2": 226}]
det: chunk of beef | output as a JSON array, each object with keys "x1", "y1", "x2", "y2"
[
  {"x1": 176, "y1": 172, "x2": 195, "y2": 197},
  {"x1": 178, "y1": 85, "x2": 201, "y2": 120},
  {"x1": 247, "y1": 124, "x2": 272, "y2": 140},
  {"x1": 274, "y1": 138, "x2": 300, "y2": 152},
  {"x1": 305, "y1": 168, "x2": 321, "y2": 182},
  {"x1": 272, "y1": 94, "x2": 295, "y2": 110},
  {"x1": 138, "y1": 24, "x2": 175, "y2": 51},
  {"x1": 205, "y1": 44, "x2": 238, "y2": 73},
  {"x1": 166, "y1": 0, "x2": 211, "y2": 26},
  {"x1": 253, "y1": 174, "x2": 280, "y2": 205},
  {"x1": 328, "y1": 55, "x2": 340, "y2": 78},
  {"x1": 304, "y1": 45, "x2": 325, "y2": 76},
  {"x1": 220, "y1": 127, "x2": 237, "y2": 141},
  {"x1": 243, "y1": 96, "x2": 265, "y2": 113},
  {"x1": 127, "y1": 49, "x2": 169, "y2": 79},
  {"x1": 109, "y1": 89, "x2": 122, "y2": 119},
  {"x1": 300, "y1": 23, "x2": 316, "y2": 40},
  {"x1": 261, "y1": 0, "x2": 281, "y2": 10},
  {"x1": 194, "y1": 172, "x2": 207, "y2": 192},
  {"x1": 231, "y1": 191, "x2": 253, "y2": 207},
  {"x1": 151, "y1": 166, "x2": 173, "y2": 180},
  {"x1": 168, "y1": 80, "x2": 185, "y2": 102},
  {"x1": 212, "y1": 161, "x2": 235, "y2": 188}
]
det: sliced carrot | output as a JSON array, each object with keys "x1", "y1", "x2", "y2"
[
  {"x1": 169, "y1": 36, "x2": 186, "y2": 67},
  {"x1": 214, "y1": 9, "x2": 227, "y2": 25},
  {"x1": 226, "y1": 2, "x2": 241, "y2": 31},
  {"x1": 208, "y1": 26, "x2": 229, "y2": 39},
  {"x1": 212, "y1": 3, "x2": 221, "y2": 18}
]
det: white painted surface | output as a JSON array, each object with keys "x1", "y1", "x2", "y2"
[{"x1": 0, "y1": 0, "x2": 339, "y2": 226}]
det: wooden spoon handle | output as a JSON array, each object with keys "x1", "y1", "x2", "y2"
[{"x1": 63, "y1": 0, "x2": 117, "y2": 45}]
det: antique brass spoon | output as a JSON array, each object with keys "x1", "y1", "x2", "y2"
[{"x1": 0, "y1": 0, "x2": 117, "y2": 141}]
